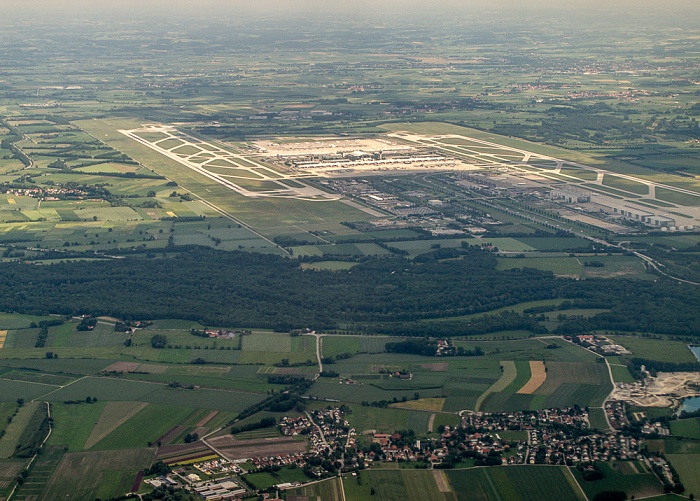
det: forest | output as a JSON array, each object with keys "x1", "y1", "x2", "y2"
[{"x1": 0, "y1": 245, "x2": 698, "y2": 337}]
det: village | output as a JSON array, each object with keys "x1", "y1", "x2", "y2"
[{"x1": 148, "y1": 404, "x2": 659, "y2": 500}]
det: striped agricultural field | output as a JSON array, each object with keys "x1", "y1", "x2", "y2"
[{"x1": 475, "y1": 361, "x2": 517, "y2": 411}]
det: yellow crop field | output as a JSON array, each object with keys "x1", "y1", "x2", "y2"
[{"x1": 517, "y1": 361, "x2": 547, "y2": 394}]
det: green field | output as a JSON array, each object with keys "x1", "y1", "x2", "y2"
[
  {"x1": 39, "y1": 448, "x2": 155, "y2": 500},
  {"x1": 609, "y1": 364, "x2": 636, "y2": 383},
  {"x1": 46, "y1": 401, "x2": 107, "y2": 451},
  {"x1": 475, "y1": 361, "x2": 518, "y2": 411},
  {"x1": 343, "y1": 404, "x2": 431, "y2": 434},
  {"x1": 588, "y1": 407, "x2": 611, "y2": 431},
  {"x1": 287, "y1": 476, "x2": 344, "y2": 500},
  {"x1": 670, "y1": 418, "x2": 700, "y2": 439},
  {"x1": 8, "y1": 445, "x2": 65, "y2": 501},
  {"x1": 481, "y1": 361, "x2": 533, "y2": 413},
  {"x1": 41, "y1": 376, "x2": 265, "y2": 412},
  {"x1": 90, "y1": 404, "x2": 194, "y2": 450},
  {"x1": 0, "y1": 402, "x2": 40, "y2": 458},
  {"x1": 446, "y1": 466, "x2": 585, "y2": 501},
  {"x1": 667, "y1": 454, "x2": 700, "y2": 498},
  {"x1": 571, "y1": 461, "x2": 663, "y2": 500},
  {"x1": 344, "y1": 469, "x2": 454, "y2": 501},
  {"x1": 607, "y1": 336, "x2": 697, "y2": 363}
]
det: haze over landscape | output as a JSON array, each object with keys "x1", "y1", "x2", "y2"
[{"x1": 0, "y1": 1, "x2": 698, "y2": 500}]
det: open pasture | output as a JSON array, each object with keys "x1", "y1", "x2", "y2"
[
  {"x1": 0, "y1": 370, "x2": 75, "y2": 386},
  {"x1": 0, "y1": 357, "x2": 116, "y2": 375},
  {"x1": 390, "y1": 397, "x2": 445, "y2": 412},
  {"x1": 47, "y1": 322, "x2": 129, "y2": 348},
  {"x1": 242, "y1": 331, "x2": 293, "y2": 352},
  {"x1": 610, "y1": 364, "x2": 636, "y2": 383},
  {"x1": 0, "y1": 313, "x2": 51, "y2": 330},
  {"x1": 474, "y1": 361, "x2": 517, "y2": 411}
]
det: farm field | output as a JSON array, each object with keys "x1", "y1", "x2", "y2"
[
  {"x1": 344, "y1": 404, "x2": 432, "y2": 434},
  {"x1": 496, "y1": 255, "x2": 650, "y2": 280},
  {"x1": 607, "y1": 336, "x2": 697, "y2": 364},
  {"x1": 84, "y1": 401, "x2": 149, "y2": 449},
  {"x1": 344, "y1": 469, "x2": 455, "y2": 501},
  {"x1": 446, "y1": 466, "x2": 585, "y2": 501},
  {"x1": 89, "y1": 404, "x2": 195, "y2": 450},
  {"x1": 9, "y1": 446, "x2": 65, "y2": 501},
  {"x1": 39, "y1": 448, "x2": 155, "y2": 501},
  {"x1": 670, "y1": 418, "x2": 700, "y2": 439},
  {"x1": 46, "y1": 401, "x2": 107, "y2": 451},
  {"x1": 0, "y1": 402, "x2": 40, "y2": 458},
  {"x1": 41, "y1": 376, "x2": 265, "y2": 412},
  {"x1": 609, "y1": 364, "x2": 636, "y2": 383},
  {"x1": 588, "y1": 407, "x2": 610, "y2": 431},
  {"x1": 667, "y1": 454, "x2": 700, "y2": 498},
  {"x1": 571, "y1": 461, "x2": 664, "y2": 500},
  {"x1": 287, "y1": 476, "x2": 344, "y2": 501}
]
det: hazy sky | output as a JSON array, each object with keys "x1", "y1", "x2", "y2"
[{"x1": 5, "y1": 0, "x2": 700, "y2": 16}]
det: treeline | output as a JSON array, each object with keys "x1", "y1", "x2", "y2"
[
  {"x1": 629, "y1": 358, "x2": 700, "y2": 374},
  {"x1": 386, "y1": 339, "x2": 437, "y2": 356},
  {"x1": 0, "y1": 246, "x2": 698, "y2": 337},
  {"x1": 230, "y1": 416, "x2": 276, "y2": 435},
  {"x1": 231, "y1": 380, "x2": 313, "y2": 424},
  {"x1": 376, "y1": 311, "x2": 546, "y2": 338},
  {"x1": 14, "y1": 404, "x2": 50, "y2": 458}
]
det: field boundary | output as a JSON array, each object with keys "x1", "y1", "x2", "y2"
[
  {"x1": 475, "y1": 361, "x2": 516, "y2": 411},
  {"x1": 84, "y1": 402, "x2": 148, "y2": 450}
]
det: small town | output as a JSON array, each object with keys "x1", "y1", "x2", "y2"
[{"x1": 140, "y1": 404, "x2": 686, "y2": 500}]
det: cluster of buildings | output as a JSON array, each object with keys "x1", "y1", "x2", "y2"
[
  {"x1": 191, "y1": 478, "x2": 247, "y2": 500},
  {"x1": 605, "y1": 400, "x2": 630, "y2": 430},
  {"x1": 3, "y1": 186, "x2": 91, "y2": 200},
  {"x1": 279, "y1": 408, "x2": 355, "y2": 457},
  {"x1": 362, "y1": 408, "x2": 643, "y2": 468},
  {"x1": 569, "y1": 334, "x2": 631, "y2": 356},
  {"x1": 247, "y1": 452, "x2": 307, "y2": 472},
  {"x1": 203, "y1": 329, "x2": 240, "y2": 340},
  {"x1": 529, "y1": 428, "x2": 641, "y2": 464},
  {"x1": 192, "y1": 458, "x2": 242, "y2": 476}
]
